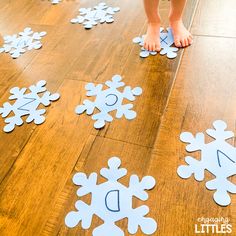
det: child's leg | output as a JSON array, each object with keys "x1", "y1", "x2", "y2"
[
  {"x1": 143, "y1": 0, "x2": 161, "y2": 52},
  {"x1": 169, "y1": 0, "x2": 193, "y2": 47}
]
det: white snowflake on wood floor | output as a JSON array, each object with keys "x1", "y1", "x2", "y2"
[
  {"x1": 65, "y1": 157, "x2": 157, "y2": 236},
  {"x1": 177, "y1": 120, "x2": 236, "y2": 206},
  {"x1": 133, "y1": 27, "x2": 179, "y2": 59},
  {"x1": 0, "y1": 27, "x2": 47, "y2": 58},
  {"x1": 0, "y1": 80, "x2": 60, "y2": 133},
  {"x1": 71, "y1": 2, "x2": 120, "y2": 29},
  {"x1": 75, "y1": 75, "x2": 142, "y2": 129}
]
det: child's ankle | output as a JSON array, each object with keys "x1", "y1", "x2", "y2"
[
  {"x1": 168, "y1": 15, "x2": 183, "y2": 23},
  {"x1": 147, "y1": 15, "x2": 161, "y2": 25}
]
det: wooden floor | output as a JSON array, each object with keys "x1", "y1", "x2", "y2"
[{"x1": 0, "y1": 0, "x2": 236, "y2": 235}]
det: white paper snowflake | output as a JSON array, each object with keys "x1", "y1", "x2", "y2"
[
  {"x1": 65, "y1": 157, "x2": 157, "y2": 236},
  {"x1": 71, "y1": 2, "x2": 120, "y2": 29},
  {"x1": 0, "y1": 80, "x2": 60, "y2": 133},
  {"x1": 133, "y1": 27, "x2": 179, "y2": 59},
  {"x1": 51, "y1": 0, "x2": 61, "y2": 4},
  {"x1": 75, "y1": 75, "x2": 142, "y2": 129},
  {"x1": 177, "y1": 120, "x2": 236, "y2": 206},
  {"x1": 0, "y1": 27, "x2": 47, "y2": 58}
]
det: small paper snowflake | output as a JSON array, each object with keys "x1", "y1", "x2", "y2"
[
  {"x1": 0, "y1": 80, "x2": 60, "y2": 133},
  {"x1": 177, "y1": 120, "x2": 236, "y2": 206},
  {"x1": 65, "y1": 157, "x2": 157, "y2": 236},
  {"x1": 0, "y1": 27, "x2": 47, "y2": 58},
  {"x1": 75, "y1": 75, "x2": 142, "y2": 129},
  {"x1": 51, "y1": 0, "x2": 61, "y2": 4},
  {"x1": 71, "y1": 2, "x2": 120, "y2": 29},
  {"x1": 133, "y1": 27, "x2": 179, "y2": 59}
]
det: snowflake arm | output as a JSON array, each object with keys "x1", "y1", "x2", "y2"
[
  {"x1": 129, "y1": 175, "x2": 156, "y2": 200},
  {"x1": 73, "y1": 172, "x2": 98, "y2": 197},
  {"x1": 128, "y1": 205, "x2": 157, "y2": 235},
  {"x1": 92, "y1": 111, "x2": 113, "y2": 129},
  {"x1": 100, "y1": 157, "x2": 127, "y2": 181},
  {"x1": 180, "y1": 132, "x2": 205, "y2": 152},
  {"x1": 206, "y1": 120, "x2": 234, "y2": 141},
  {"x1": 65, "y1": 200, "x2": 94, "y2": 229}
]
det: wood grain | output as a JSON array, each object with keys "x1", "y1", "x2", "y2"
[{"x1": 0, "y1": 0, "x2": 214, "y2": 235}]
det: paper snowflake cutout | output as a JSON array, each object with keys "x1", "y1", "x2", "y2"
[
  {"x1": 75, "y1": 75, "x2": 142, "y2": 129},
  {"x1": 0, "y1": 80, "x2": 60, "y2": 133},
  {"x1": 51, "y1": 0, "x2": 61, "y2": 4},
  {"x1": 65, "y1": 157, "x2": 157, "y2": 236},
  {"x1": 133, "y1": 27, "x2": 179, "y2": 59},
  {"x1": 71, "y1": 2, "x2": 120, "y2": 29},
  {"x1": 177, "y1": 120, "x2": 236, "y2": 206},
  {"x1": 0, "y1": 27, "x2": 47, "y2": 58}
]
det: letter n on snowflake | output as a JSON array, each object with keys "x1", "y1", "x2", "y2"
[
  {"x1": 177, "y1": 120, "x2": 236, "y2": 206},
  {"x1": 65, "y1": 157, "x2": 157, "y2": 236}
]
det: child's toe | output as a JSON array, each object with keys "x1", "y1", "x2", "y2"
[
  {"x1": 184, "y1": 38, "x2": 189, "y2": 47},
  {"x1": 174, "y1": 38, "x2": 181, "y2": 47},
  {"x1": 180, "y1": 38, "x2": 185, "y2": 47},
  {"x1": 188, "y1": 36, "x2": 193, "y2": 45}
]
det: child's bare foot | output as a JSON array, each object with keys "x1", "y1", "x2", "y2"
[
  {"x1": 144, "y1": 22, "x2": 161, "y2": 52},
  {"x1": 169, "y1": 20, "x2": 193, "y2": 48}
]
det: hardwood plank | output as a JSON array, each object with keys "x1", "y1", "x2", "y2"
[
  {"x1": 149, "y1": 36, "x2": 236, "y2": 235},
  {"x1": 192, "y1": 0, "x2": 236, "y2": 38}
]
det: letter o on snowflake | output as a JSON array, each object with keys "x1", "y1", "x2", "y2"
[
  {"x1": 75, "y1": 75, "x2": 142, "y2": 129},
  {"x1": 65, "y1": 157, "x2": 157, "y2": 236},
  {"x1": 0, "y1": 80, "x2": 60, "y2": 133},
  {"x1": 177, "y1": 120, "x2": 236, "y2": 206}
]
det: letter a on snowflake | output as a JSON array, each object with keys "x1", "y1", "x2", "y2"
[
  {"x1": 65, "y1": 157, "x2": 157, "y2": 236},
  {"x1": 0, "y1": 27, "x2": 47, "y2": 58},
  {"x1": 75, "y1": 75, "x2": 142, "y2": 129},
  {"x1": 0, "y1": 80, "x2": 60, "y2": 133},
  {"x1": 177, "y1": 120, "x2": 236, "y2": 206},
  {"x1": 133, "y1": 27, "x2": 179, "y2": 59}
]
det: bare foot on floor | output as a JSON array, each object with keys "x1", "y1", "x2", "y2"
[
  {"x1": 169, "y1": 20, "x2": 193, "y2": 48},
  {"x1": 144, "y1": 22, "x2": 161, "y2": 52}
]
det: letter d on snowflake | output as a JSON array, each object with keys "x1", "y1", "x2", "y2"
[
  {"x1": 0, "y1": 81, "x2": 60, "y2": 133},
  {"x1": 65, "y1": 157, "x2": 157, "y2": 236},
  {"x1": 75, "y1": 75, "x2": 142, "y2": 129},
  {"x1": 177, "y1": 120, "x2": 236, "y2": 206}
]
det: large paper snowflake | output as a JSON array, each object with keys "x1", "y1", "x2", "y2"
[
  {"x1": 0, "y1": 80, "x2": 60, "y2": 133},
  {"x1": 177, "y1": 120, "x2": 236, "y2": 206},
  {"x1": 65, "y1": 157, "x2": 157, "y2": 236},
  {"x1": 133, "y1": 27, "x2": 179, "y2": 59},
  {"x1": 75, "y1": 75, "x2": 142, "y2": 129},
  {"x1": 0, "y1": 27, "x2": 47, "y2": 58},
  {"x1": 70, "y1": 2, "x2": 120, "y2": 29}
]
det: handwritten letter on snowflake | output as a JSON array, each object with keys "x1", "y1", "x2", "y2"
[
  {"x1": 0, "y1": 27, "x2": 47, "y2": 59},
  {"x1": 75, "y1": 75, "x2": 142, "y2": 129},
  {"x1": 65, "y1": 157, "x2": 157, "y2": 236},
  {"x1": 133, "y1": 28, "x2": 179, "y2": 59},
  {"x1": 177, "y1": 120, "x2": 236, "y2": 206},
  {"x1": 0, "y1": 80, "x2": 60, "y2": 133}
]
